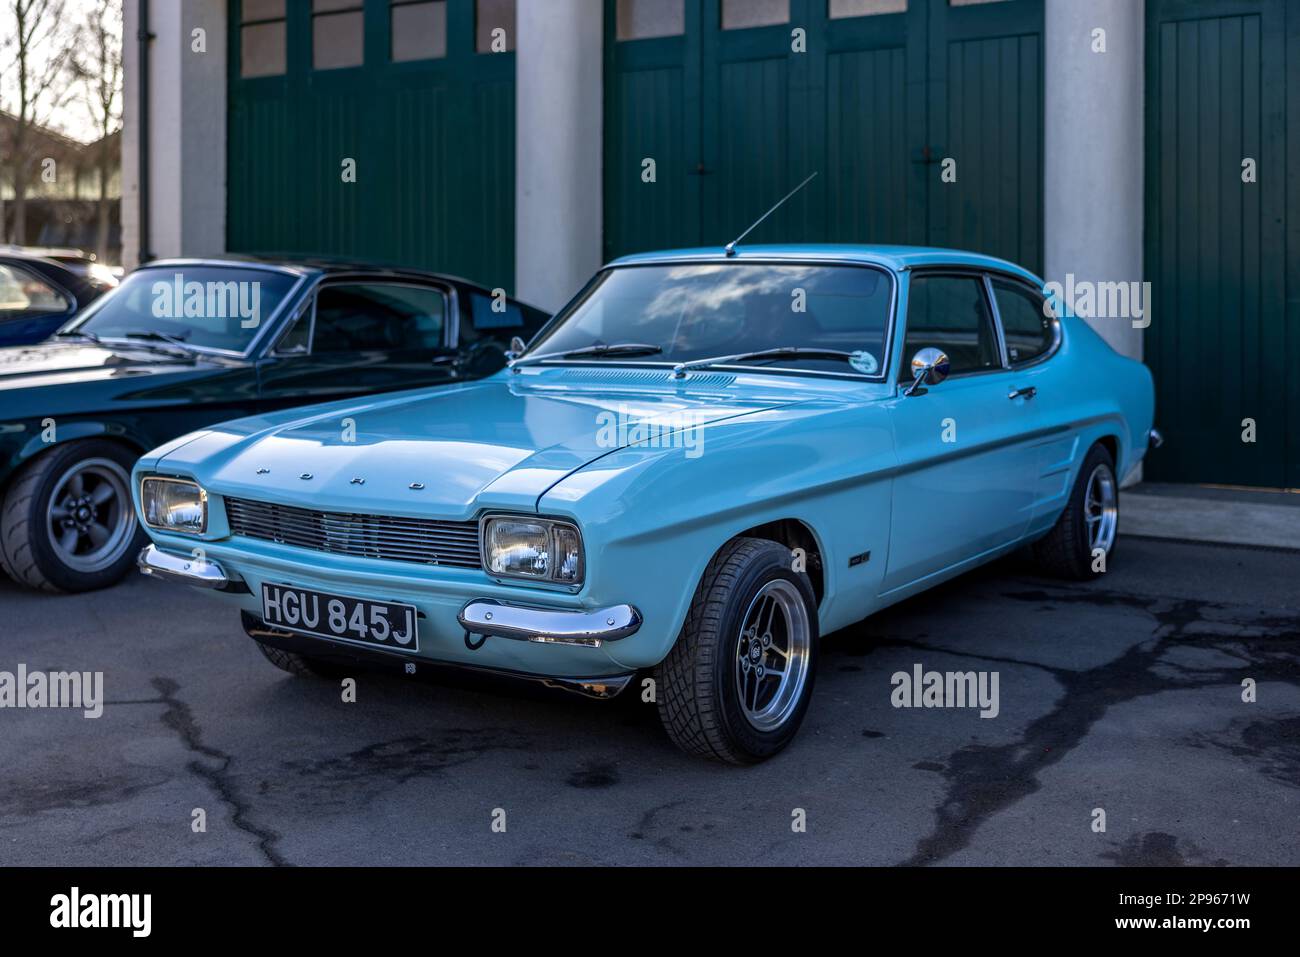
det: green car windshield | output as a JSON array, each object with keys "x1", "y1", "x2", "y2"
[
  {"x1": 69, "y1": 266, "x2": 299, "y2": 353},
  {"x1": 526, "y1": 262, "x2": 893, "y2": 377}
]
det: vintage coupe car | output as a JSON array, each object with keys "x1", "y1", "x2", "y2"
[
  {"x1": 0, "y1": 257, "x2": 547, "y2": 592},
  {"x1": 132, "y1": 245, "x2": 1157, "y2": 763}
]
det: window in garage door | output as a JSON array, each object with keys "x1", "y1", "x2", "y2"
[
  {"x1": 239, "y1": 0, "x2": 286, "y2": 77},
  {"x1": 604, "y1": 0, "x2": 1043, "y2": 273},
  {"x1": 228, "y1": 0, "x2": 516, "y2": 292}
]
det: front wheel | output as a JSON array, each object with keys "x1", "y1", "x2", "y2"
[
  {"x1": 1032, "y1": 442, "x2": 1119, "y2": 580},
  {"x1": 0, "y1": 439, "x2": 145, "y2": 592},
  {"x1": 655, "y1": 537, "x2": 819, "y2": 764}
]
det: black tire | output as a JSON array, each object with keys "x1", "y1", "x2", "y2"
[
  {"x1": 655, "y1": 537, "x2": 819, "y2": 764},
  {"x1": 0, "y1": 439, "x2": 146, "y2": 593},
  {"x1": 253, "y1": 639, "x2": 352, "y2": 680},
  {"x1": 1032, "y1": 442, "x2": 1118, "y2": 580}
]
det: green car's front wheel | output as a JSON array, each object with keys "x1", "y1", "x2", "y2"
[
  {"x1": 0, "y1": 439, "x2": 145, "y2": 593},
  {"x1": 656, "y1": 537, "x2": 819, "y2": 764}
]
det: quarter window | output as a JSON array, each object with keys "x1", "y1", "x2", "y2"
[
  {"x1": 311, "y1": 283, "x2": 446, "y2": 353},
  {"x1": 902, "y1": 275, "x2": 999, "y2": 378},
  {"x1": 991, "y1": 277, "x2": 1054, "y2": 365},
  {"x1": 275, "y1": 310, "x2": 312, "y2": 354}
]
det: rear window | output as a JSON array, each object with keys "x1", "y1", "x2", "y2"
[
  {"x1": 0, "y1": 263, "x2": 70, "y2": 313},
  {"x1": 470, "y1": 292, "x2": 526, "y2": 330}
]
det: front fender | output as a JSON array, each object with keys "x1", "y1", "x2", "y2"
[
  {"x1": 0, "y1": 418, "x2": 156, "y2": 492},
  {"x1": 540, "y1": 401, "x2": 898, "y2": 670}
]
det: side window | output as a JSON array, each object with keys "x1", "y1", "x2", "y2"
[
  {"x1": 991, "y1": 277, "x2": 1054, "y2": 364},
  {"x1": 311, "y1": 283, "x2": 446, "y2": 354},
  {"x1": 901, "y1": 274, "x2": 999, "y2": 378},
  {"x1": 468, "y1": 291, "x2": 525, "y2": 334},
  {"x1": 0, "y1": 264, "x2": 71, "y2": 313}
]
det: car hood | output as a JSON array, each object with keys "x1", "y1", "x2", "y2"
[
  {"x1": 0, "y1": 339, "x2": 244, "y2": 415},
  {"x1": 159, "y1": 368, "x2": 816, "y2": 518}
]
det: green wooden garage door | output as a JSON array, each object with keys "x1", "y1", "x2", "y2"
[
  {"x1": 1144, "y1": 0, "x2": 1299, "y2": 488},
  {"x1": 227, "y1": 0, "x2": 516, "y2": 292},
  {"x1": 604, "y1": 0, "x2": 1043, "y2": 272}
]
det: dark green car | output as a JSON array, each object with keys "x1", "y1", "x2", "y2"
[{"x1": 0, "y1": 258, "x2": 548, "y2": 593}]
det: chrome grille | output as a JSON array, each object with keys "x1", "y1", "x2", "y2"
[{"x1": 224, "y1": 498, "x2": 481, "y2": 569}]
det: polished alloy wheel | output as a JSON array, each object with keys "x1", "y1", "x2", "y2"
[
  {"x1": 44, "y1": 457, "x2": 136, "y2": 574},
  {"x1": 734, "y1": 579, "x2": 813, "y2": 732},
  {"x1": 1084, "y1": 462, "x2": 1118, "y2": 554}
]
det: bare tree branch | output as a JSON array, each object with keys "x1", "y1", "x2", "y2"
[{"x1": 2, "y1": 0, "x2": 81, "y2": 242}]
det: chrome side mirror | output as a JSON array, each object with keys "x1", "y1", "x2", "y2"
[
  {"x1": 905, "y1": 347, "x2": 950, "y2": 396},
  {"x1": 506, "y1": 335, "x2": 527, "y2": 358}
]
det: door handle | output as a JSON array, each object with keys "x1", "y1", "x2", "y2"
[{"x1": 1008, "y1": 386, "x2": 1037, "y2": 401}]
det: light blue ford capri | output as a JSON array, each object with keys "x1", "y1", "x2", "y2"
[{"x1": 131, "y1": 245, "x2": 1158, "y2": 763}]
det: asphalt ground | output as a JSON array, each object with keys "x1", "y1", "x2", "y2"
[{"x1": 1, "y1": 534, "x2": 1297, "y2": 866}]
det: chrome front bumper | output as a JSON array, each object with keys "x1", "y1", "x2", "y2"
[
  {"x1": 137, "y1": 545, "x2": 234, "y2": 588},
  {"x1": 458, "y1": 599, "x2": 643, "y2": 647}
]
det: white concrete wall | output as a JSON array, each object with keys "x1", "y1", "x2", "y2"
[
  {"x1": 514, "y1": 0, "x2": 604, "y2": 312},
  {"x1": 121, "y1": 0, "x2": 228, "y2": 269},
  {"x1": 1043, "y1": 0, "x2": 1145, "y2": 361}
]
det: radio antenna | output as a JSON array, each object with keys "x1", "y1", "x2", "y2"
[{"x1": 723, "y1": 171, "x2": 818, "y2": 257}]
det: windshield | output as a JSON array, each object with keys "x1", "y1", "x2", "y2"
[
  {"x1": 69, "y1": 266, "x2": 299, "y2": 353},
  {"x1": 525, "y1": 262, "x2": 893, "y2": 377}
]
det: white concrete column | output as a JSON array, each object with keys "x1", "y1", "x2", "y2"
[
  {"x1": 121, "y1": 0, "x2": 227, "y2": 269},
  {"x1": 515, "y1": 0, "x2": 604, "y2": 311},
  {"x1": 1043, "y1": 0, "x2": 1144, "y2": 360}
]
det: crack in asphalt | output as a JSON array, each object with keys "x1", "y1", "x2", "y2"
[
  {"x1": 884, "y1": 588, "x2": 1300, "y2": 866},
  {"x1": 150, "y1": 677, "x2": 288, "y2": 867},
  {"x1": 627, "y1": 799, "x2": 688, "y2": 857}
]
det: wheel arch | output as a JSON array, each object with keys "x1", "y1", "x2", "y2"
[
  {"x1": 1096, "y1": 433, "x2": 1119, "y2": 470},
  {"x1": 733, "y1": 517, "x2": 826, "y2": 606},
  {"x1": 3, "y1": 425, "x2": 149, "y2": 500}
]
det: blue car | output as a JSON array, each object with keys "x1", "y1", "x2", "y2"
[
  {"x1": 0, "y1": 253, "x2": 109, "y2": 346},
  {"x1": 130, "y1": 245, "x2": 1158, "y2": 763}
]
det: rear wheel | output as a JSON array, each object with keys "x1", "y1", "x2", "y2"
[
  {"x1": 656, "y1": 537, "x2": 819, "y2": 764},
  {"x1": 1032, "y1": 442, "x2": 1119, "y2": 580},
  {"x1": 0, "y1": 440, "x2": 145, "y2": 592}
]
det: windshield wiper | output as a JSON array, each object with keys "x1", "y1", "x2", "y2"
[
  {"x1": 123, "y1": 330, "x2": 192, "y2": 346},
  {"x1": 54, "y1": 330, "x2": 103, "y2": 344},
  {"x1": 96, "y1": 331, "x2": 196, "y2": 361},
  {"x1": 510, "y1": 342, "x2": 664, "y2": 369},
  {"x1": 672, "y1": 347, "x2": 865, "y2": 379}
]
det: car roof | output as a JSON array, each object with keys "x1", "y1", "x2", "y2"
[
  {"x1": 137, "y1": 255, "x2": 511, "y2": 300},
  {"x1": 0, "y1": 251, "x2": 81, "y2": 271},
  {"x1": 0, "y1": 252, "x2": 96, "y2": 294},
  {"x1": 608, "y1": 244, "x2": 1043, "y2": 284}
]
